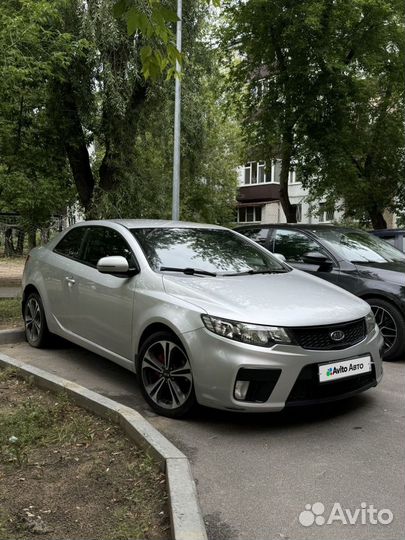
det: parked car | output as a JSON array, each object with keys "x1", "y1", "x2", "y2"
[
  {"x1": 235, "y1": 224, "x2": 405, "y2": 361},
  {"x1": 372, "y1": 228, "x2": 405, "y2": 252},
  {"x1": 23, "y1": 220, "x2": 383, "y2": 417}
]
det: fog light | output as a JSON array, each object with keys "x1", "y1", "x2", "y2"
[{"x1": 234, "y1": 380, "x2": 250, "y2": 401}]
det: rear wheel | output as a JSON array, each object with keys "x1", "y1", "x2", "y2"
[
  {"x1": 23, "y1": 292, "x2": 51, "y2": 348},
  {"x1": 136, "y1": 331, "x2": 196, "y2": 418},
  {"x1": 367, "y1": 297, "x2": 405, "y2": 361}
]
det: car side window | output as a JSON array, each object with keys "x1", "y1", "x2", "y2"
[
  {"x1": 239, "y1": 228, "x2": 269, "y2": 246},
  {"x1": 54, "y1": 227, "x2": 87, "y2": 261},
  {"x1": 273, "y1": 229, "x2": 327, "y2": 263},
  {"x1": 82, "y1": 227, "x2": 136, "y2": 268}
]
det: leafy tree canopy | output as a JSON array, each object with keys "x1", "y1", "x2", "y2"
[
  {"x1": 113, "y1": 0, "x2": 220, "y2": 79},
  {"x1": 0, "y1": 0, "x2": 238, "y2": 244},
  {"x1": 0, "y1": 0, "x2": 76, "y2": 241},
  {"x1": 221, "y1": 0, "x2": 405, "y2": 227}
]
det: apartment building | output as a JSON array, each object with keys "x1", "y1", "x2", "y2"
[{"x1": 236, "y1": 160, "x2": 341, "y2": 225}]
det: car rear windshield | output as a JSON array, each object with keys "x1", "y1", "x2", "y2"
[
  {"x1": 314, "y1": 229, "x2": 405, "y2": 264},
  {"x1": 131, "y1": 228, "x2": 286, "y2": 274}
]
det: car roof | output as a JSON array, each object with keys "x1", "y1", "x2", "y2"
[
  {"x1": 73, "y1": 219, "x2": 227, "y2": 230},
  {"x1": 371, "y1": 228, "x2": 405, "y2": 234},
  {"x1": 235, "y1": 223, "x2": 353, "y2": 232}
]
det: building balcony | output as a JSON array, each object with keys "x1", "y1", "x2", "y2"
[{"x1": 237, "y1": 183, "x2": 281, "y2": 204}]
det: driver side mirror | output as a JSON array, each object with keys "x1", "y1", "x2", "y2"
[
  {"x1": 302, "y1": 251, "x2": 334, "y2": 272},
  {"x1": 97, "y1": 256, "x2": 138, "y2": 276}
]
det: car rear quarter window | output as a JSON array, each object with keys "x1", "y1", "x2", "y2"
[{"x1": 54, "y1": 227, "x2": 87, "y2": 260}]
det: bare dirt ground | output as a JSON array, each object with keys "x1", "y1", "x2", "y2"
[
  {"x1": 0, "y1": 258, "x2": 24, "y2": 287},
  {"x1": 0, "y1": 368, "x2": 170, "y2": 540}
]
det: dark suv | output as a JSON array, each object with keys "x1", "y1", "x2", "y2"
[
  {"x1": 372, "y1": 229, "x2": 405, "y2": 252},
  {"x1": 235, "y1": 224, "x2": 405, "y2": 361}
]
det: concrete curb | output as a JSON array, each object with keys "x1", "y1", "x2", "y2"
[
  {"x1": 0, "y1": 327, "x2": 25, "y2": 345},
  {"x1": 0, "y1": 352, "x2": 208, "y2": 540}
]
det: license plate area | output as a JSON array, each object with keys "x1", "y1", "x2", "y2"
[{"x1": 319, "y1": 356, "x2": 372, "y2": 383}]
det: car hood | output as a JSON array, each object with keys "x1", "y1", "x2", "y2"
[
  {"x1": 163, "y1": 269, "x2": 370, "y2": 327},
  {"x1": 354, "y1": 261, "x2": 405, "y2": 286}
]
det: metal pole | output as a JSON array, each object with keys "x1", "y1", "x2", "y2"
[{"x1": 172, "y1": 0, "x2": 182, "y2": 221}]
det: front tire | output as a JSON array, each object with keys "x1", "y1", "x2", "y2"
[
  {"x1": 136, "y1": 331, "x2": 196, "y2": 418},
  {"x1": 23, "y1": 292, "x2": 51, "y2": 348},
  {"x1": 367, "y1": 297, "x2": 405, "y2": 361}
]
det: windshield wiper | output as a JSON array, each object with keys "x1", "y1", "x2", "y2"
[
  {"x1": 160, "y1": 266, "x2": 217, "y2": 277},
  {"x1": 224, "y1": 269, "x2": 288, "y2": 276}
]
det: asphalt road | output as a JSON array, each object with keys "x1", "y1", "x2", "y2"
[{"x1": 1, "y1": 340, "x2": 404, "y2": 540}]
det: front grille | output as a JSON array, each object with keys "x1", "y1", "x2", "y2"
[
  {"x1": 290, "y1": 318, "x2": 367, "y2": 351},
  {"x1": 286, "y1": 363, "x2": 376, "y2": 405}
]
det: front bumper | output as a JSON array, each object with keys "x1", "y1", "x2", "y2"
[{"x1": 181, "y1": 326, "x2": 384, "y2": 412}]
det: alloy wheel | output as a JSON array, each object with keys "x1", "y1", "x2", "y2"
[
  {"x1": 25, "y1": 297, "x2": 42, "y2": 342},
  {"x1": 371, "y1": 305, "x2": 397, "y2": 353},
  {"x1": 141, "y1": 340, "x2": 193, "y2": 410}
]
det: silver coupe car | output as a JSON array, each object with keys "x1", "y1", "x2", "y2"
[{"x1": 22, "y1": 220, "x2": 384, "y2": 417}]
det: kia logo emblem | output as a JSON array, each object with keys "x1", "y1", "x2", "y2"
[{"x1": 330, "y1": 330, "x2": 345, "y2": 342}]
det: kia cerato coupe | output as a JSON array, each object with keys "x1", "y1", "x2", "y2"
[{"x1": 22, "y1": 220, "x2": 384, "y2": 418}]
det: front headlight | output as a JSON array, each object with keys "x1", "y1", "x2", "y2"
[
  {"x1": 365, "y1": 310, "x2": 377, "y2": 334},
  {"x1": 201, "y1": 314, "x2": 291, "y2": 347}
]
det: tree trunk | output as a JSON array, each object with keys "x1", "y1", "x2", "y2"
[
  {"x1": 4, "y1": 228, "x2": 15, "y2": 257},
  {"x1": 98, "y1": 82, "x2": 147, "y2": 193},
  {"x1": 368, "y1": 208, "x2": 387, "y2": 230},
  {"x1": 40, "y1": 228, "x2": 50, "y2": 245},
  {"x1": 28, "y1": 229, "x2": 37, "y2": 250},
  {"x1": 50, "y1": 80, "x2": 95, "y2": 212},
  {"x1": 16, "y1": 229, "x2": 25, "y2": 255},
  {"x1": 279, "y1": 133, "x2": 297, "y2": 223}
]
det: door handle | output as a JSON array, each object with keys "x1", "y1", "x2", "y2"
[{"x1": 65, "y1": 276, "x2": 76, "y2": 285}]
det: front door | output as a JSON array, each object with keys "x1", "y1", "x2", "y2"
[
  {"x1": 271, "y1": 228, "x2": 342, "y2": 288},
  {"x1": 73, "y1": 226, "x2": 137, "y2": 360}
]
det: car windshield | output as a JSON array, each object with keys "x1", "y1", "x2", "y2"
[
  {"x1": 314, "y1": 228, "x2": 405, "y2": 264},
  {"x1": 131, "y1": 227, "x2": 287, "y2": 274}
]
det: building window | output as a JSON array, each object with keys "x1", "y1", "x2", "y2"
[
  {"x1": 237, "y1": 206, "x2": 262, "y2": 223},
  {"x1": 318, "y1": 203, "x2": 335, "y2": 223},
  {"x1": 258, "y1": 161, "x2": 266, "y2": 183},
  {"x1": 243, "y1": 162, "x2": 266, "y2": 185},
  {"x1": 288, "y1": 170, "x2": 297, "y2": 184},
  {"x1": 244, "y1": 164, "x2": 251, "y2": 184}
]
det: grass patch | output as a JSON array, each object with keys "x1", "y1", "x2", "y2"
[
  {"x1": 0, "y1": 298, "x2": 22, "y2": 328},
  {"x1": 0, "y1": 370, "x2": 169, "y2": 539},
  {"x1": 0, "y1": 367, "x2": 19, "y2": 382}
]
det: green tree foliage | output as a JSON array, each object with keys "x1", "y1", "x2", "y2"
[
  {"x1": 113, "y1": 0, "x2": 220, "y2": 79},
  {"x1": 298, "y1": 0, "x2": 405, "y2": 229},
  {"x1": 98, "y1": 2, "x2": 240, "y2": 224},
  {"x1": 0, "y1": 0, "x2": 75, "y2": 244},
  {"x1": 222, "y1": 0, "x2": 404, "y2": 227},
  {"x1": 1, "y1": 0, "x2": 238, "y2": 230}
]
